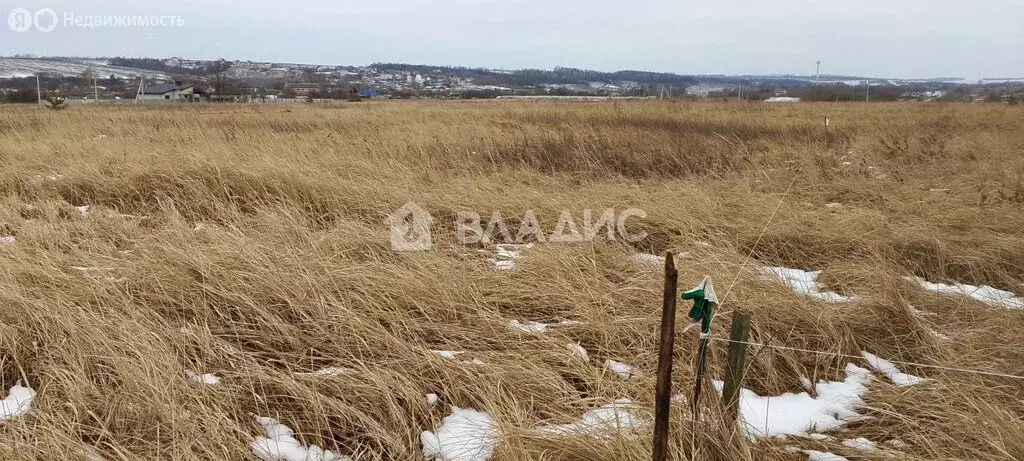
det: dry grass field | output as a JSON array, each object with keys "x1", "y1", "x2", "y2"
[{"x1": 0, "y1": 100, "x2": 1022, "y2": 460}]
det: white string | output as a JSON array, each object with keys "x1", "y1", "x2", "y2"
[
  {"x1": 708, "y1": 337, "x2": 1024, "y2": 381},
  {"x1": 716, "y1": 174, "x2": 799, "y2": 310}
]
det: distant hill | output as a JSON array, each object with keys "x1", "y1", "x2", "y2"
[{"x1": 0, "y1": 57, "x2": 168, "y2": 79}]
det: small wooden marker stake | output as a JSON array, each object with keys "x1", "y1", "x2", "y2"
[
  {"x1": 721, "y1": 313, "x2": 751, "y2": 425},
  {"x1": 652, "y1": 252, "x2": 678, "y2": 461}
]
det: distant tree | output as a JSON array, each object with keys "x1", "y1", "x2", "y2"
[
  {"x1": 79, "y1": 67, "x2": 96, "y2": 84},
  {"x1": 1008, "y1": 95, "x2": 1020, "y2": 105},
  {"x1": 207, "y1": 59, "x2": 232, "y2": 101}
]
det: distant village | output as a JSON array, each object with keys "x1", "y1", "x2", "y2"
[{"x1": 1, "y1": 56, "x2": 1022, "y2": 104}]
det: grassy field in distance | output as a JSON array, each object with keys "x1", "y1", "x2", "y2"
[{"x1": 0, "y1": 100, "x2": 1022, "y2": 460}]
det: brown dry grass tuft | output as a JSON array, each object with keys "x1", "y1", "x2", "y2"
[{"x1": 0, "y1": 100, "x2": 1022, "y2": 460}]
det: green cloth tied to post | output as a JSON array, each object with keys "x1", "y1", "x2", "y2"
[
  {"x1": 683, "y1": 276, "x2": 719, "y2": 335},
  {"x1": 683, "y1": 276, "x2": 719, "y2": 386}
]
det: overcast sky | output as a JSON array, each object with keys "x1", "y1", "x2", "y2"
[{"x1": 2, "y1": 0, "x2": 1022, "y2": 79}]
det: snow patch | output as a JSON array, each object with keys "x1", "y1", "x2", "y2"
[
  {"x1": 860, "y1": 352, "x2": 924, "y2": 386},
  {"x1": 713, "y1": 364, "x2": 872, "y2": 438},
  {"x1": 842, "y1": 437, "x2": 878, "y2": 451},
  {"x1": 909, "y1": 277, "x2": 1024, "y2": 309},
  {"x1": 633, "y1": 253, "x2": 664, "y2": 264},
  {"x1": 0, "y1": 236, "x2": 15, "y2": 245},
  {"x1": 251, "y1": 416, "x2": 350, "y2": 461},
  {"x1": 604, "y1": 360, "x2": 641, "y2": 380},
  {"x1": 427, "y1": 393, "x2": 440, "y2": 406},
  {"x1": 0, "y1": 382, "x2": 35, "y2": 422},
  {"x1": 187, "y1": 372, "x2": 220, "y2": 385},
  {"x1": 490, "y1": 244, "x2": 532, "y2": 271},
  {"x1": 507, "y1": 319, "x2": 577, "y2": 334},
  {"x1": 432, "y1": 351, "x2": 486, "y2": 366},
  {"x1": 507, "y1": 320, "x2": 550, "y2": 334},
  {"x1": 421, "y1": 407, "x2": 497, "y2": 461},
  {"x1": 297, "y1": 367, "x2": 357, "y2": 377},
  {"x1": 432, "y1": 350, "x2": 464, "y2": 360},
  {"x1": 804, "y1": 451, "x2": 849, "y2": 461},
  {"x1": 761, "y1": 267, "x2": 856, "y2": 302},
  {"x1": 567, "y1": 343, "x2": 590, "y2": 363},
  {"x1": 537, "y1": 399, "x2": 639, "y2": 436}
]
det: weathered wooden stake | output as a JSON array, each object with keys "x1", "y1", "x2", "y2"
[
  {"x1": 652, "y1": 252, "x2": 678, "y2": 461},
  {"x1": 721, "y1": 313, "x2": 751, "y2": 425}
]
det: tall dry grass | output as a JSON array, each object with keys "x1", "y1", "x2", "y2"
[{"x1": 0, "y1": 100, "x2": 1022, "y2": 460}]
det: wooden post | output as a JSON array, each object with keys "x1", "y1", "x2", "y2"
[
  {"x1": 721, "y1": 313, "x2": 751, "y2": 424},
  {"x1": 652, "y1": 252, "x2": 678, "y2": 461}
]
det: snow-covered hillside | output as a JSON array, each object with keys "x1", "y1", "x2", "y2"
[{"x1": 0, "y1": 57, "x2": 169, "y2": 79}]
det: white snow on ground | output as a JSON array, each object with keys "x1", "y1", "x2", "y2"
[
  {"x1": 0, "y1": 382, "x2": 35, "y2": 422},
  {"x1": 432, "y1": 351, "x2": 464, "y2": 360},
  {"x1": 251, "y1": 416, "x2": 350, "y2": 461},
  {"x1": 761, "y1": 267, "x2": 856, "y2": 302},
  {"x1": 489, "y1": 244, "x2": 533, "y2": 271},
  {"x1": 604, "y1": 360, "x2": 641, "y2": 380},
  {"x1": 427, "y1": 393, "x2": 439, "y2": 406},
  {"x1": 860, "y1": 352, "x2": 924, "y2": 386},
  {"x1": 431, "y1": 351, "x2": 485, "y2": 366},
  {"x1": 537, "y1": 399, "x2": 639, "y2": 436},
  {"x1": 804, "y1": 451, "x2": 849, "y2": 461},
  {"x1": 713, "y1": 364, "x2": 872, "y2": 438},
  {"x1": 0, "y1": 236, "x2": 15, "y2": 245},
  {"x1": 421, "y1": 407, "x2": 498, "y2": 461},
  {"x1": 508, "y1": 319, "x2": 578, "y2": 334},
  {"x1": 492, "y1": 260, "x2": 516, "y2": 271},
  {"x1": 507, "y1": 320, "x2": 550, "y2": 333},
  {"x1": 74, "y1": 205, "x2": 90, "y2": 215},
  {"x1": 633, "y1": 253, "x2": 665, "y2": 264},
  {"x1": 187, "y1": 372, "x2": 220, "y2": 385},
  {"x1": 567, "y1": 343, "x2": 590, "y2": 363},
  {"x1": 908, "y1": 277, "x2": 1024, "y2": 309},
  {"x1": 842, "y1": 437, "x2": 878, "y2": 451},
  {"x1": 297, "y1": 367, "x2": 357, "y2": 377}
]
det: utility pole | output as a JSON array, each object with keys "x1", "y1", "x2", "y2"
[
  {"x1": 815, "y1": 60, "x2": 821, "y2": 85},
  {"x1": 35, "y1": 74, "x2": 42, "y2": 107},
  {"x1": 866, "y1": 82, "x2": 870, "y2": 102},
  {"x1": 93, "y1": 76, "x2": 99, "y2": 103}
]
